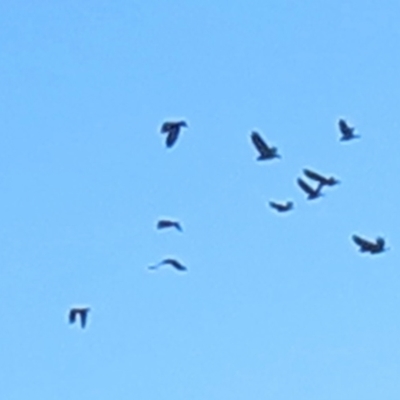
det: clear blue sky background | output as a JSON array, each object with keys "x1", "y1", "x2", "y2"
[{"x1": 1, "y1": 1, "x2": 399, "y2": 399}]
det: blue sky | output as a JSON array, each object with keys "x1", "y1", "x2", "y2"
[{"x1": 1, "y1": 1, "x2": 399, "y2": 399}]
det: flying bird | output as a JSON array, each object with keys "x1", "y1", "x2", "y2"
[
  {"x1": 297, "y1": 178, "x2": 324, "y2": 200},
  {"x1": 352, "y1": 235, "x2": 387, "y2": 254},
  {"x1": 250, "y1": 131, "x2": 281, "y2": 160},
  {"x1": 269, "y1": 200, "x2": 294, "y2": 212},
  {"x1": 157, "y1": 219, "x2": 183, "y2": 232},
  {"x1": 338, "y1": 119, "x2": 359, "y2": 141},
  {"x1": 160, "y1": 120, "x2": 188, "y2": 148},
  {"x1": 303, "y1": 168, "x2": 340, "y2": 187},
  {"x1": 148, "y1": 258, "x2": 187, "y2": 272},
  {"x1": 68, "y1": 307, "x2": 90, "y2": 329}
]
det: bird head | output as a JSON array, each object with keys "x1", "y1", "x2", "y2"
[{"x1": 328, "y1": 177, "x2": 340, "y2": 185}]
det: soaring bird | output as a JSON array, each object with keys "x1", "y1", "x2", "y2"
[
  {"x1": 157, "y1": 219, "x2": 183, "y2": 232},
  {"x1": 297, "y1": 178, "x2": 324, "y2": 200},
  {"x1": 68, "y1": 307, "x2": 90, "y2": 329},
  {"x1": 338, "y1": 119, "x2": 359, "y2": 141},
  {"x1": 160, "y1": 120, "x2": 188, "y2": 148},
  {"x1": 352, "y1": 235, "x2": 387, "y2": 254},
  {"x1": 269, "y1": 200, "x2": 294, "y2": 212},
  {"x1": 303, "y1": 168, "x2": 340, "y2": 187},
  {"x1": 250, "y1": 131, "x2": 281, "y2": 160},
  {"x1": 148, "y1": 258, "x2": 187, "y2": 272}
]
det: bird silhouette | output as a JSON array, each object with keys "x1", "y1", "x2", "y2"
[
  {"x1": 352, "y1": 235, "x2": 387, "y2": 254},
  {"x1": 148, "y1": 258, "x2": 187, "y2": 272},
  {"x1": 297, "y1": 178, "x2": 324, "y2": 200},
  {"x1": 303, "y1": 168, "x2": 340, "y2": 187},
  {"x1": 269, "y1": 200, "x2": 294, "y2": 212},
  {"x1": 160, "y1": 121, "x2": 188, "y2": 148},
  {"x1": 68, "y1": 307, "x2": 90, "y2": 329},
  {"x1": 156, "y1": 219, "x2": 183, "y2": 232},
  {"x1": 338, "y1": 119, "x2": 359, "y2": 141},
  {"x1": 250, "y1": 131, "x2": 281, "y2": 160}
]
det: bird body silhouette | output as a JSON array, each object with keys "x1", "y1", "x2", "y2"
[
  {"x1": 338, "y1": 119, "x2": 359, "y2": 141},
  {"x1": 149, "y1": 258, "x2": 187, "y2": 272},
  {"x1": 303, "y1": 168, "x2": 340, "y2": 187},
  {"x1": 156, "y1": 219, "x2": 182, "y2": 232},
  {"x1": 269, "y1": 201, "x2": 294, "y2": 212},
  {"x1": 352, "y1": 235, "x2": 387, "y2": 254},
  {"x1": 68, "y1": 307, "x2": 90, "y2": 329},
  {"x1": 297, "y1": 178, "x2": 324, "y2": 200},
  {"x1": 160, "y1": 120, "x2": 188, "y2": 148},
  {"x1": 250, "y1": 131, "x2": 280, "y2": 160}
]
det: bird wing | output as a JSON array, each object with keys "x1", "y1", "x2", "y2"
[
  {"x1": 303, "y1": 169, "x2": 328, "y2": 184},
  {"x1": 269, "y1": 201, "x2": 283, "y2": 211},
  {"x1": 163, "y1": 258, "x2": 187, "y2": 271},
  {"x1": 174, "y1": 222, "x2": 183, "y2": 231},
  {"x1": 166, "y1": 129, "x2": 180, "y2": 147},
  {"x1": 251, "y1": 132, "x2": 271, "y2": 155},
  {"x1": 174, "y1": 263, "x2": 187, "y2": 271},
  {"x1": 80, "y1": 310, "x2": 88, "y2": 329},
  {"x1": 69, "y1": 309, "x2": 77, "y2": 324},
  {"x1": 283, "y1": 201, "x2": 293, "y2": 210},
  {"x1": 339, "y1": 119, "x2": 349, "y2": 133},
  {"x1": 352, "y1": 235, "x2": 375, "y2": 250},
  {"x1": 297, "y1": 178, "x2": 314, "y2": 196}
]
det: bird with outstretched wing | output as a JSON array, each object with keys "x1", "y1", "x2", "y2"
[
  {"x1": 269, "y1": 201, "x2": 294, "y2": 212},
  {"x1": 297, "y1": 178, "x2": 324, "y2": 200},
  {"x1": 148, "y1": 258, "x2": 187, "y2": 272},
  {"x1": 250, "y1": 131, "x2": 280, "y2": 160},
  {"x1": 68, "y1": 307, "x2": 90, "y2": 329},
  {"x1": 338, "y1": 119, "x2": 359, "y2": 141},
  {"x1": 352, "y1": 235, "x2": 387, "y2": 254},
  {"x1": 157, "y1": 219, "x2": 183, "y2": 232},
  {"x1": 303, "y1": 168, "x2": 340, "y2": 186},
  {"x1": 160, "y1": 120, "x2": 188, "y2": 148}
]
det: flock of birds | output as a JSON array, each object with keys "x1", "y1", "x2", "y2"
[
  {"x1": 250, "y1": 119, "x2": 388, "y2": 256},
  {"x1": 68, "y1": 117, "x2": 388, "y2": 329}
]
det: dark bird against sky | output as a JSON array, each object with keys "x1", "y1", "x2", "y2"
[
  {"x1": 156, "y1": 219, "x2": 183, "y2": 232},
  {"x1": 250, "y1": 131, "x2": 281, "y2": 161},
  {"x1": 160, "y1": 120, "x2": 188, "y2": 148},
  {"x1": 303, "y1": 168, "x2": 340, "y2": 187},
  {"x1": 352, "y1": 235, "x2": 387, "y2": 254},
  {"x1": 148, "y1": 258, "x2": 187, "y2": 272},
  {"x1": 68, "y1": 307, "x2": 90, "y2": 329},
  {"x1": 269, "y1": 200, "x2": 294, "y2": 213},
  {"x1": 338, "y1": 119, "x2": 359, "y2": 141},
  {"x1": 297, "y1": 178, "x2": 324, "y2": 200}
]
